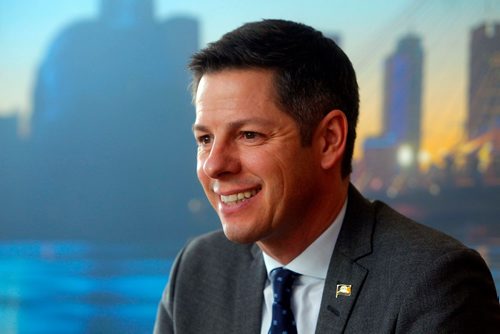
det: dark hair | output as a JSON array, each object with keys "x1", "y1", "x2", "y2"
[{"x1": 189, "y1": 19, "x2": 359, "y2": 177}]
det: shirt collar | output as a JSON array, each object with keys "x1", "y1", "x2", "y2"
[{"x1": 262, "y1": 199, "x2": 347, "y2": 280}]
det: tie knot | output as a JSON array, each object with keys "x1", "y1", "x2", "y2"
[{"x1": 271, "y1": 268, "x2": 299, "y2": 305}]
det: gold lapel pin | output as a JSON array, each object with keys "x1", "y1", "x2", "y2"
[{"x1": 336, "y1": 284, "x2": 352, "y2": 298}]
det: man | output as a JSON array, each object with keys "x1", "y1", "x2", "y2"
[{"x1": 154, "y1": 19, "x2": 499, "y2": 333}]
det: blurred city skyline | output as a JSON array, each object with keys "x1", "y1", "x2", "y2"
[
  {"x1": 1, "y1": 0, "x2": 499, "y2": 167},
  {"x1": 0, "y1": 3, "x2": 498, "y2": 331},
  {"x1": 1, "y1": 1, "x2": 218, "y2": 243}
]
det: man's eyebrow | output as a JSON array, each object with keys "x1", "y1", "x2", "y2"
[
  {"x1": 193, "y1": 118, "x2": 274, "y2": 133},
  {"x1": 192, "y1": 124, "x2": 209, "y2": 133}
]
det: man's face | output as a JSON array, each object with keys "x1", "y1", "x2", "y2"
[{"x1": 193, "y1": 69, "x2": 322, "y2": 245}]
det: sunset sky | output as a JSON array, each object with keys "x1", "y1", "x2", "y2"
[{"x1": 1, "y1": 0, "x2": 499, "y2": 166}]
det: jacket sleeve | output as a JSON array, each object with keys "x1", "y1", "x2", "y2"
[{"x1": 395, "y1": 248, "x2": 500, "y2": 333}]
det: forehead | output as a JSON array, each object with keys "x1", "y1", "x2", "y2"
[
  {"x1": 193, "y1": 69, "x2": 297, "y2": 132},
  {"x1": 195, "y1": 69, "x2": 278, "y2": 111}
]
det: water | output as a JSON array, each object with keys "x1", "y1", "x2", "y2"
[
  {"x1": 0, "y1": 241, "x2": 172, "y2": 334},
  {"x1": 1, "y1": 241, "x2": 498, "y2": 333}
]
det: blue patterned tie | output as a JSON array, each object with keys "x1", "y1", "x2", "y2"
[{"x1": 268, "y1": 267, "x2": 300, "y2": 334}]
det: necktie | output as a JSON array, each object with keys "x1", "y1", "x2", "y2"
[{"x1": 268, "y1": 267, "x2": 300, "y2": 334}]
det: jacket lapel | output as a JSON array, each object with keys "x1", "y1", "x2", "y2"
[
  {"x1": 315, "y1": 184, "x2": 375, "y2": 333},
  {"x1": 234, "y1": 244, "x2": 267, "y2": 334}
]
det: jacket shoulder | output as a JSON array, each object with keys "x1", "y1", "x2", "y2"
[
  {"x1": 176, "y1": 230, "x2": 258, "y2": 280},
  {"x1": 370, "y1": 200, "x2": 467, "y2": 256}
]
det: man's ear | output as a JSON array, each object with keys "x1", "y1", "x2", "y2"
[{"x1": 315, "y1": 109, "x2": 348, "y2": 170}]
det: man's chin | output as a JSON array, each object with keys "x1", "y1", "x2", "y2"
[{"x1": 222, "y1": 224, "x2": 260, "y2": 245}]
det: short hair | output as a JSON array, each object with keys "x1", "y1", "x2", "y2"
[{"x1": 189, "y1": 19, "x2": 359, "y2": 177}]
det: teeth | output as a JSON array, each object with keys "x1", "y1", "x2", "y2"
[{"x1": 221, "y1": 189, "x2": 258, "y2": 204}]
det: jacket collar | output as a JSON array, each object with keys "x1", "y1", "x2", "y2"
[
  {"x1": 233, "y1": 243, "x2": 267, "y2": 333},
  {"x1": 315, "y1": 184, "x2": 375, "y2": 333}
]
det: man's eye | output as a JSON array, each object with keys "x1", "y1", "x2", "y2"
[
  {"x1": 197, "y1": 135, "x2": 212, "y2": 145},
  {"x1": 242, "y1": 131, "x2": 258, "y2": 140}
]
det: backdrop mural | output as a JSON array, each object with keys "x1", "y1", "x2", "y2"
[{"x1": 1, "y1": 0, "x2": 499, "y2": 333}]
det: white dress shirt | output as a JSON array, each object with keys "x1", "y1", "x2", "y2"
[{"x1": 260, "y1": 200, "x2": 346, "y2": 334}]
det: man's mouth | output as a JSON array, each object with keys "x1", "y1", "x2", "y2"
[{"x1": 220, "y1": 187, "x2": 261, "y2": 204}]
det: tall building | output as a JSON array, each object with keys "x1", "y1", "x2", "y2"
[
  {"x1": 468, "y1": 22, "x2": 500, "y2": 139},
  {"x1": 363, "y1": 34, "x2": 424, "y2": 191},
  {"x1": 458, "y1": 22, "x2": 500, "y2": 187},
  {"x1": 382, "y1": 34, "x2": 424, "y2": 164},
  {"x1": 20, "y1": 0, "x2": 217, "y2": 242}
]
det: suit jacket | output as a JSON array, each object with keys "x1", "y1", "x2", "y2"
[{"x1": 154, "y1": 185, "x2": 500, "y2": 333}]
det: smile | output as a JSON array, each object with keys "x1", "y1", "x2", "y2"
[{"x1": 220, "y1": 188, "x2": 260, "y2": 204}]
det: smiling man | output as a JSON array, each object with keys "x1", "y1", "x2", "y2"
[
  {"x1": 193, "y1": 69, "x2": 345, "y2": 264},
  {"x1": 154, "y1": 19, "x2": 499, "y2": 333}
]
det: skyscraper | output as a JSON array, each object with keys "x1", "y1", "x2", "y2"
[
  {"x1": 22, "y1": 0, "x2": 216, "y2": 242},
  {"x1": 468, "y1": 22, "x2": 500, "y2": 139},
  {"x1": 363, "y1": 34, "x2": 424, "y2": 191},
  {"x1": 382, "y1": 34, "x2": 424, "y2": 166},
  {"x1": 462, "y1": 22, "x2": 500, "y2": 186}
]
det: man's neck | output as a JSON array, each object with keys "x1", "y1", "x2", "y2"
[{"x1": 257, "y1": 180, "x2": 349, "y2": 264}]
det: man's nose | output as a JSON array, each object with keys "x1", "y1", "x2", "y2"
[{"x1": 202, "y1": 140, "x2": 240, "y2": 178}]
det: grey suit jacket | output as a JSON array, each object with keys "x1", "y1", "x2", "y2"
[{"x1": 154, "y1": 185, "x2": 500, "y2": 333}]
